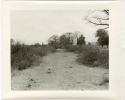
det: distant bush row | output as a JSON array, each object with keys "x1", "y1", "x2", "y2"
[{"x1": 11, "y1": 40, "x2": 56, "y2": 70}]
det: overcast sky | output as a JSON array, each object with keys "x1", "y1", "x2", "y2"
[{"x1": 11, "y1": 10, "x2": 107, "y2": 44}]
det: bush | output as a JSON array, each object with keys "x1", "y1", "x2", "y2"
[
  {"x1": 77, "y1": 45, "x2": 109, "y2": 68},
  {"x1": 47, "y1": 46, "x2": 57, "y2": 53},
  {"x1": 77, "y1": 45, "x2": 99, "y2": 65},
  {"x1": 11, "y1": 41, "x2": 53, "y2": 70},
  {"x1": 11, "y1": 43, "x2": 37, "y2": 70},
  {"x1": 96, "y1": 49, "x2": 109, "y2": 68},
  {"x1": 30, "y1": 46, "x2": 47, "y2": 57},
  {"x1": 67, "y1": 45, "x2": 79, "y2": 52},
  {"x1": 17, "y1": 60, "x2": 32, "y2": 70}
]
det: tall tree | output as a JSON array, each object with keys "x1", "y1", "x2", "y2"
[
  {"x1": 96, "y1": 29, "x2": 109, "y2": 48},
  {"x1": 59, "y1": 34, "x2": 73, "y2": 49},
  {"x1": 77, "y1": 35, "x2": 86, "y2": 45},
  {"x1": 48, "y1": 35, "x2": 59, "y2": 49}
]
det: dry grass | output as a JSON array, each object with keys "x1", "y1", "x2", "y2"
[{"x1": 11, "y1": 41, "x2": 56, "y2": 70}]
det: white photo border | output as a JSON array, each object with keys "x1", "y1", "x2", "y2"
[{"x1": 2, "y1": 1, "x2": 123, "y2": 100}]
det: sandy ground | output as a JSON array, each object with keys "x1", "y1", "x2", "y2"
[{"x1": 11, "y1": 49, "x2": 108, "y2": 90}]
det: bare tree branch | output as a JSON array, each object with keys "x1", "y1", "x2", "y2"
[
  {"x1": 93, "y1": 16, "x2": 109, "y2": 20},
  {"x1": 103, "y1": 9, "x2": 109, "y2": 15},
  {"x1": 87, "y1": 19, "x2": 109, "y2": 26},
  {"x1": 85, "y1": 9, "x2": 109, "y2": 28},
  {"x1": 103, "y1": 27, "x2": 109, "y2": 29}
]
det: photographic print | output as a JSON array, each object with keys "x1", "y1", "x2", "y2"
[{"x1": 11, "y1": 9, "x2": 109, "y2": 90}]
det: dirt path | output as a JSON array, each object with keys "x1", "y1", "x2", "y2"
[{"x1": 11, "y1": 49, "x2": 108, "y2": 90}]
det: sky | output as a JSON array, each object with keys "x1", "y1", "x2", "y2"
[{"x1": 11, "y1": 10, "x2": 107, "y2": 44}]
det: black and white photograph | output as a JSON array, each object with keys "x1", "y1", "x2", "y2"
[{"x1": 11, "y1": 9, "x2": 109, "y2": 90}]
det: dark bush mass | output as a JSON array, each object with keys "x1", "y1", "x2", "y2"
[
  {"x1": 77, "y1": 45, "x2": 109, "y2": 68},
  {"x1": 11, "y1": 39, "x2": 56, "y2": 70}
]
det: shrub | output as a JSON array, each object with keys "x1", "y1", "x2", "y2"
[
  {"x1": 17, "y1": 60, "x2": 32, "y2": 70},
  {"x1": 77, "y1": 45, "x2": 99, "y2": 65},
  {"x1": 11, "y1": 41, "x2": 49, "y2": 70},
  {"x1": 30, "y1": 46, "x2": 47, "y2": 57},
  {"x1": 77, "y1": 45, "x2": 109, "y2": 68},
  {"x1": 96, "y1": 49, "x2": 109, "y2": 68},
  {"x1": 67, "y1": 45, "x2": 79, "y2": 52},
  {"x1": 11, "y1": 43, "x2": 36, "y2": 70},
  {"x1": 47, "y1": 46, "x2": 56, "y2": 53}
]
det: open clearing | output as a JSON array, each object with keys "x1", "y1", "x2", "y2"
[{"x1": 11, "y1": 49, "x2": 108, "y2": 90}]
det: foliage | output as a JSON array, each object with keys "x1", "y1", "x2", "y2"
[
  {"x1": 48, "y1": 35, "x2": 59, "y2": 49},
  {"x1": 77, "y1": 45, "x2": 99, "y2": 65},
  {"x1": 77, "y1": 45, "x2": 109, "y2": 68},
  {"x1": 47, "y1": 45, "x2": 57, "y2": 53},
  {"x1": 96, "y1": 29, "x2": 109, "y2": 48},
  {"x1": 66, "y1": 45, "x2": 79, "y2": 52},
  {"x1": 77, "y1": 34, "x2": 86, "y2": 45},
  {"x1": 11, "y1": 42, "x2": 36, "y2": 70},
  {"x1": 59, "y1": 33, "x2": 73, "y2": 49},
  {"x1": 11, "y1": 40, "x2": 56, "y2": 70},
  {"x1": 96, "y1": 49, "x2": 109, "y2": 68}
]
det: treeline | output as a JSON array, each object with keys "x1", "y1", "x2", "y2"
[
  {"x1": 48, "y1": 28, "x2": 109, "y2": 68},
  {"x1": 11, "y1": 39, "x2": 56, "y2": 70},
  {"x1": 48, "y1": 32, "x2": 85, "y2": 49},
  {"x1": 48, "y1": 29, "x2": 108, "y2": 49}
]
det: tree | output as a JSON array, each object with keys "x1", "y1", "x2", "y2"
[
  {"x1": 59, "y1": 32, "x2": 79, "y2": 48},
  {"x1": 64, "y1": 32, "x2": 74, "y2": 44},
  {"x1": 77, "y1": 35, "x2": 86, "y2": 45},
  {"x1": 85, "y1": 9, "x2": 109, "y2": 29},
  {"x1": 34, "y1": 43, "x2": 41, "y2": 47},
  {"x1": 96, "y1": 29, "x2": 109, "y2": 48},
  {"x1": 59, "y1": 34, "x2": 73, "y2": 49},
  {"x1": 48, "y1": 35, "x2": 59, "y2": 49}
]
